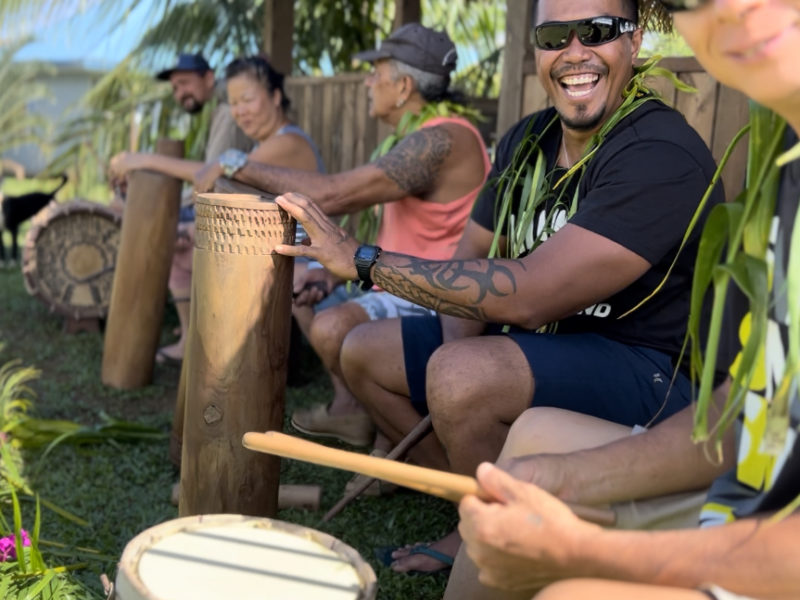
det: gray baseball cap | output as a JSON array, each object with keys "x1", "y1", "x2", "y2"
[{"x1": 353, "y1": 23, "x2": 457, "y2": 76}]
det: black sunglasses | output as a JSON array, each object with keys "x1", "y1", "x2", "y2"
[
  {"x1": 533, "y1": 17, "x2": 637, "y2": 51},
  {"x1": 657, "y1": 0, "x2": 708, "y2": 12}
]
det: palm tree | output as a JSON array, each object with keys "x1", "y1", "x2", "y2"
[
  {"x1": 0, "y1": 39, "x2": 53, "y2": 161},
  {"x1": 1, "y1": 0, "x2": 506, "y2": 198}
]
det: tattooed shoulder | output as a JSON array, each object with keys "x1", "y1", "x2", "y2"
[{"x1": 375, "y1": 126, "x2": 453, "y2": 197}]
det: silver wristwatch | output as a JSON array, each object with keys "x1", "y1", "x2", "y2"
[{"x1": 218, "y1": 149, "x2": 248, "y2": 178}]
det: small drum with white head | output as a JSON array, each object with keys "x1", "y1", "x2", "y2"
[{"x1": 114, "y1": 514, "x2": 377, "y2": 600}]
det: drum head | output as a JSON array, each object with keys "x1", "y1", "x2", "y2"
[
  {"x1": 22, "y1": 200, "x2": 120, "y2": 319},
  {"x1": 116, "y1": 514, "x2": 376, "y2": 600}
]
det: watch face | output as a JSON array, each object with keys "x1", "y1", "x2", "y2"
[{"x1": 355, "y1": 245, "x2": 379, "y2": 262}]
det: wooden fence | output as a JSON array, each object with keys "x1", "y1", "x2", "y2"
[
  {"x1": 285, "y1": 74, "x2": 391, "y2": 174},
  {"x1": 284, "y1": 73, "x2": 499, "y2": 174},
  {"x1": 286, "y1": 59, "x2": 748, "y2": 199},
  {"x1": 517, "y1": 56, "x2": 750, "y2": 199}
]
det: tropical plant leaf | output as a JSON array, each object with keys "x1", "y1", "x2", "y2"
[{"x1": 686, "y1": 103, "x2": 796, "y2": 457}]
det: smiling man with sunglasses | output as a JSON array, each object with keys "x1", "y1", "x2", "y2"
[
  {"x1": 443, "y1": 0, "x2": 800, "y2": 598},
  {"x1": 272, "y1": 0, "x2": 729, "y2": 576}
]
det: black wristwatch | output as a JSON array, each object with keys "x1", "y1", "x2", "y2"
[{"x1": 354, "y1": 244, "x2": 382, "y2": 290}]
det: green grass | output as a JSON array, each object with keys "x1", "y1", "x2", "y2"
[{"x1": 0, "y1": 267, "x2": 454, "y2": 599}]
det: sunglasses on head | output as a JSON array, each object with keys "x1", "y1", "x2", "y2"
[
  {"x1": 533, "y1": 16, "x2": 637, "y2": 51},
  {"x1": 657, "y1": 0, "x2": 708, "y2": 12}
]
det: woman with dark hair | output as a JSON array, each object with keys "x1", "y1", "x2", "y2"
[
  {"x1": 198, "y1": 55, "x2": 324, "y2": 184},
  {"x1": 110, "y1": 55, "x2": 323, "y2": 363}
]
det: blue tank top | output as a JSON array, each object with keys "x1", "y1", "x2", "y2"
[{"x1": 275, "y1": 124, "x2": 326, "y2": 173}]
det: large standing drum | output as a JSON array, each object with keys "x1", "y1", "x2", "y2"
[
  {"x1": 114, "y1": 514, "x2": 377, "y2": 600},
  {"x1": 101, "y1": 140, "x2": 184, "y2": 390},
  {"x1": 179, "y1": 193, "x2": 294, "y2": 517},
  {"x1": 22, "y1": 200, "x2": 121, "y2": 320}
]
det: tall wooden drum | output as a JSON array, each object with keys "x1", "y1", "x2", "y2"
[
  {"x1": 114, "y1": 514, "x2": 377, "y2": 600},
  {"x1": 179, "y1": 193, "x2": 294, "y2": 517},
  {"x1": 22, "y1": 200, "x2": 121, "y2": 320},
  {"x1": 101, "y1": 138, "x2": 183, "y2": 390}
]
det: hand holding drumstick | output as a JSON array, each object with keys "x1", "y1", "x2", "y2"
[{"x1": 242, "y1": 431, "x2": 615, "y2": 526}]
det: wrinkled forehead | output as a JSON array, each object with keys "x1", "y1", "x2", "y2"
[{"x1": 534, "y1": 0, "x2": 629, "y2": 25}]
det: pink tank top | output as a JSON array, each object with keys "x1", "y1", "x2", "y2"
[{"x1": 375, "y1": 116, "x2": 491, "y2": 260}]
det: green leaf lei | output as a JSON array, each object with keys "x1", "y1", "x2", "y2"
[
  {"x1": 668, "y1": 105, "x2": 800, "y2": 460},
  {"x1": 341, "y1": 100, "x2": 483, "y2": 244}
]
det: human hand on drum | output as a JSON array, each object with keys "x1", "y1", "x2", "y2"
[
  {"x1": 193, "y1": 161, "x2": 224, "y2": 193},
  {"x1": 274, "y1": 193, "x2": 360, "y2": 282},
  {"x1": 109, "y1": 151, "x2": 149, "y2": 178}
]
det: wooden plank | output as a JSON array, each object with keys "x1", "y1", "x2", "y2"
[
  {"x1": 497, "y1": 0, "x2": 531, "y2": 139},
  {"x1": 339, "y1": 82, "x2": 357, "y2": 172},
  {"x1": 674, "y1": 71, "x2": 718, "y2": 148},
  {"x1": 329, "y1": 80, "x2": 343, "y2": 173},
  {"x1": 521, "y1": 74, "x2": 549, "y2": 117},
  {"x1": 262, "y1": 0, "x2": 294, "y2": 75},
  {"x1": 646, "y1": 72, "x2": 677, "y2": 107},
  {"x1": 302, "y1": 84, "x2": 313, "y2": 138},
  {"x1": 394, "y1": 0, "x2": 421, "y2": 28},
  {"x1": 354, "y1": 80, "x2": 369, "y2": 166},
  {"x1": 321, "y1": 82, "x2": 335, "y2": 170},
  {"x1": 636, "y1": 56, "x2": 702, "y2": 73},
  {"x1": 712, "y1": 85, "x2": 750, "y2": 200}
]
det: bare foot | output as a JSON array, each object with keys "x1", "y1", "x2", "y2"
[
  {"x1": 156, "y1": 341, "x2": 184, "y2": 363},
  {"x1": 390, "y1": 530, "x2": 461, "y2": 573}
]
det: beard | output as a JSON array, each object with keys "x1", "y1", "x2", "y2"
[
  {"x1": 181, "y1": 96, "x2": 204, "y2": 114},
  {"x1": 557, "y1": 103, "x2": 607, "y2": 132}
]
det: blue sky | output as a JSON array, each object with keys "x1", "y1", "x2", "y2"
[{"x1": 15, "y1": 2, "x2": 151, "y2": 68}]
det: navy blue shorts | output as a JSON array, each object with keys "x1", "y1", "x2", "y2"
[{"x1": 401, "y1": 316, "x2": 692, "y2": 427}]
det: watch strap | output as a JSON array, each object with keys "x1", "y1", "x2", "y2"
[{"x1": 218, "y1": 149, "x2": 248, "y2": 178}]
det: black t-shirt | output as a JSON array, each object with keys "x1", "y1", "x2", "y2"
[
  {"x1": 472, "y1": 101, "x2": 726, "y2": 369},
  {"x1": 702, "y1": 129, "x2": 800, "y2": 524}
]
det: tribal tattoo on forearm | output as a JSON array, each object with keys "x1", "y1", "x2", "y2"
[
  {"x1": 374, "y1": 126, "x2": 452, "y2": 197},
  {"x1": 373, "y1": 257, "x2": 522, "y2": 320}
]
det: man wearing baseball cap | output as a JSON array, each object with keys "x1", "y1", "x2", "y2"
[
  {"x1": 200, "y1": 24, "x2": 491, "y2": 457},
  {"x1": 352, "y1": 22, "x2": 458, "y2": 78}
]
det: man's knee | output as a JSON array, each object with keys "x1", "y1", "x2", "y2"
[
  {"x1": 502, "y1": 407, "x2": 632, "y2": 460},
  {"x1": 342, "y1": 319, "x2": 408, "y2": 397},
  {"x1": 505, "y1": 408, "x2": 564, "y2": 453},
  {"x1": 309, "y1": 303, "x2": 367, "y2": 361},
  {"x1": 427, "y1": 340, "x2": 533, "y2": 423},
  {"x1": 426, "y1": 343, "x2": 506, "y2": 433},
  {"x1": 340, "y1": 320, "x2": 375, "y2": 380}
]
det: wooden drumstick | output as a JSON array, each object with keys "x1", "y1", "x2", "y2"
[
  {"x1": 242, "y1": 431, "x2": 616, "y2": 526},
  {"x1": 244, "y1": 431, "x2": 482, "y2": 503}
]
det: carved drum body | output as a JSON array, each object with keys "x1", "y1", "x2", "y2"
[{"x1": 179, "y1": 193, "x2": 295, "y2": 517}]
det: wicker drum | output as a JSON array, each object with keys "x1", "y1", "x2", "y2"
[{"x1": 22, "y1": 200, "x2": 121, "y2": 320}]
